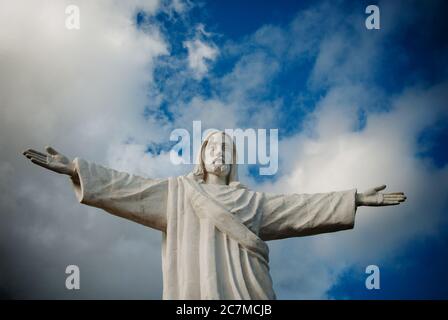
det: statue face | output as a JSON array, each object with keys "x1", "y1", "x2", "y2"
[{"x1": 202, "y1": 133, "x2": 233, "y2": 178}]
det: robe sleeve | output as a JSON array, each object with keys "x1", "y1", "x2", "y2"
[
  {"x1": 258, "y1": 189, "x2": 357, "y2": 241},
  {"x1": 70, "y1": 157, "x2": 168, "y2": 231}
]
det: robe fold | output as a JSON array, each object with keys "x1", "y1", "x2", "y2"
[{"x1": 70, "y1": 157, "x2": 357, "y2": 300}]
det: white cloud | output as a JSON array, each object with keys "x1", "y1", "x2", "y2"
[{"x1": 183, "y1": 38, "x2": 218, "y2": 79}]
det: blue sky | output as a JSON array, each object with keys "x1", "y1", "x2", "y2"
[
  {"x1": 1, "y1": 0, "x2": 447, "y2": 299},
  {"x1": 328, "y1": 231, "x2": 448, "y2": 299}
]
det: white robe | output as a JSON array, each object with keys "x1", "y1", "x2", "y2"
[{"x1": 71, "y1": 158, "x2": 357, "y2": 300}]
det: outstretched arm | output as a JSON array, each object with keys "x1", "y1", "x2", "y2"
[
  {"x1": 259, "y1": 185, "x2": 406, "y2": 241},
  {"x1": 259, "y1": 189, "x2": 358, "y2": 240},
  {"x1": 23, "y1": 146, "x2": 168, "y2": 231}
]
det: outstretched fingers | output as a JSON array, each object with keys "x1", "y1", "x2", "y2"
[
  {"x1": 30, "y1": 158, "x2": 51, "y2": 170},
  {"x1": 384, "y1": 194, "x2": 406, "y2": 201},
  {"x1": 382, "y1": 193, "x2": 406, "y2": 205},
  {"x1": 23, "y1": 150, "x2": 48, "y2": 163},
  {"x1": 23, "y1": 149, "x2": 47, "y2": 158}
]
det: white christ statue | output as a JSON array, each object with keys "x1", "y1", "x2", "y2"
[{"x1": 23, "y1": 131, "x2": 406, "y2": 299}]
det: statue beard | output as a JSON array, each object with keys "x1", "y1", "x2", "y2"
[{"x1": 207, "y1": 159, "x2": 230, "y2": 177}]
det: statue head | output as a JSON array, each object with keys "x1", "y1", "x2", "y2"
[{"x1": 190, "y1": 130, "x2": 239, "y2": 185}]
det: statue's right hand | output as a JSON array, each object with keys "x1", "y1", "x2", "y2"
[{"x1": 23, "y1": 146, "x2": 75, "y2": 177}]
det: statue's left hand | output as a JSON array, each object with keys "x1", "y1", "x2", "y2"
[
  {"x1": 23, "y1": 146, "x2": 75, "y2": 177},
  {"x1": 356, "y1": 185, "x2": 406, "y2": 207}
]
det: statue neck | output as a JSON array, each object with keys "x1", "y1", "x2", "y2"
[{"x1": 205, "y1": 173, "x2": 227, "y2": 185}]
